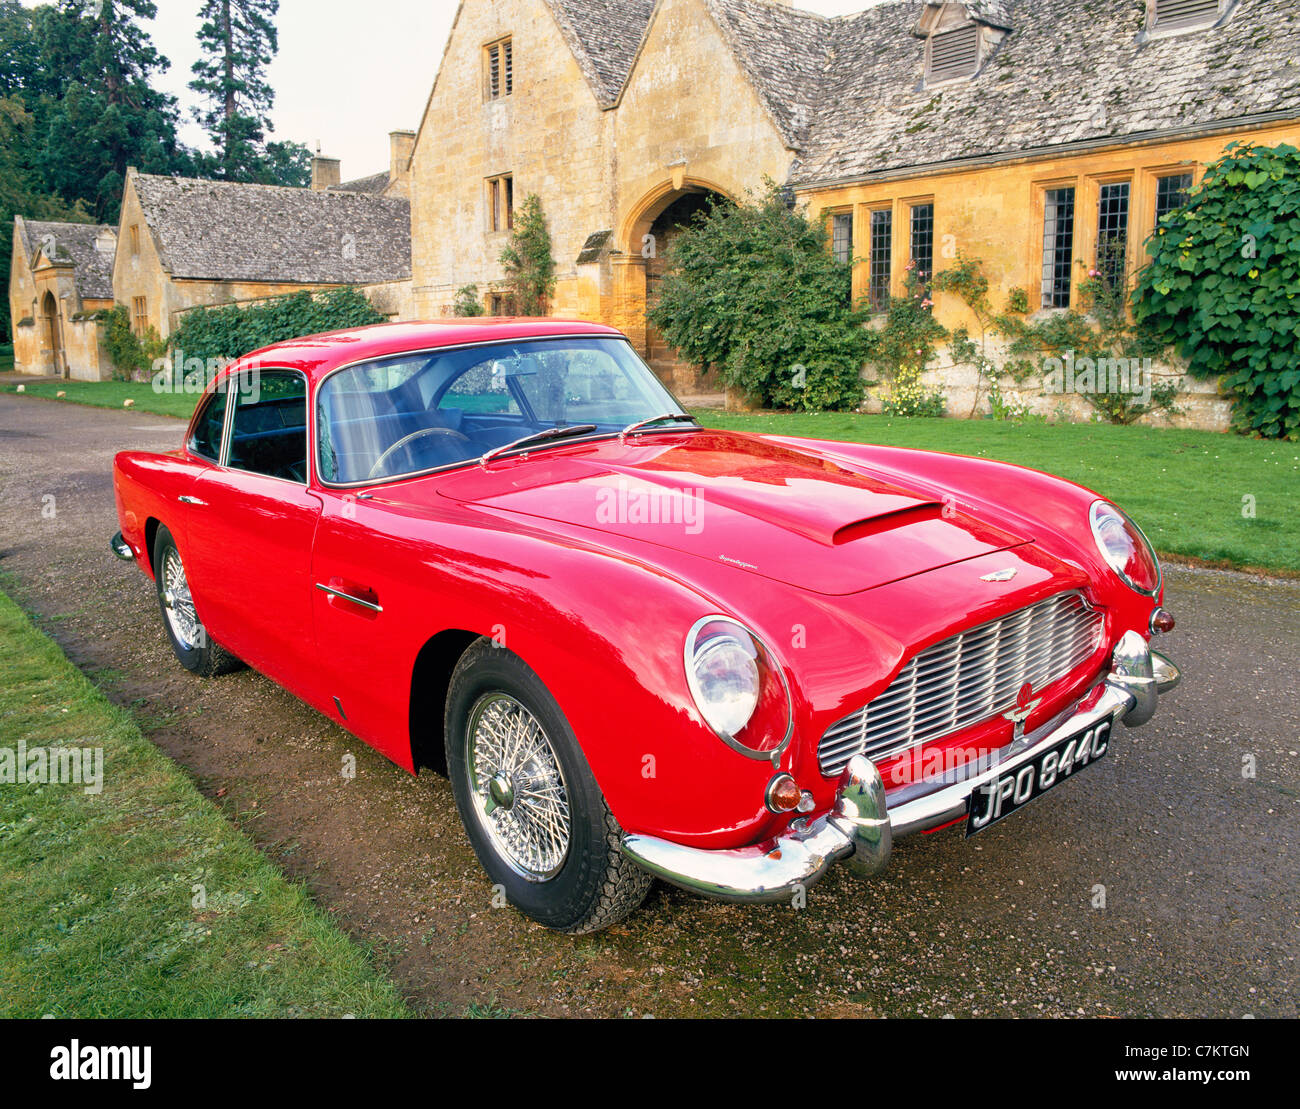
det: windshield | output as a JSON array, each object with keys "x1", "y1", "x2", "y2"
[{"x1": 316, "y1": 337, "x2": 691, "y2": 485}]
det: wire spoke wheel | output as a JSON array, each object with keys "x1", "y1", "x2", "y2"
[
  {"x1": 161, "y1": 547, "x2": 201, "y2": 650},
  {"x1": 467, "y1": 692, "x2": 571, "y2": 881}
]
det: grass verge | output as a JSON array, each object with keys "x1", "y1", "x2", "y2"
[
  {"x1": 0, "y1": 377, "x2": 195, "y2": 419},
  {"x1": 697, "y1": 411, "x2": 1300, "y2": 575},
  {"x1": 0, "y1": 589, "x2": 409, "y2": 1018}
]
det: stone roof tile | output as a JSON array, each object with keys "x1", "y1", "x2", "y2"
[
  {"x1": 20, "y1": 219, "x2": 116, "y2": 300},
  {"x1": 132, "y1": 174, "x2": 411, "y2": 284}
]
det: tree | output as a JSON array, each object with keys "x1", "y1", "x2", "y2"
[
  {"x1": 0, "y1": 94, "x2": 93, "y2": 341},
  {"x1": 38, "y1": 0, "x2": 191, "y2": 219},
  {"x1": 648, "y1": 183, "x2": 869, "y2": 411},
  {"x1": 498, "y1": 194, "x2": 556, "y2": 317},
  {"x1": 1134, "y1": 142, "x2": 1300, "y2": 440},
  {"x1": 189, "y1": 0, "x2": 305, "y2": 185}
]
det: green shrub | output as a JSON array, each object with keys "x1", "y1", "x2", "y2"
[
  {"x1": 1134, "y1": 142, "x2": 1300, "y2": 439},
  {"x1": 102, "y1": 305, "x2": 164, "y2": 381},
  {"x1": 453, "y1": 285, "x2": 486, "y2": 317},
  {"x1": 648, "y1": 182, "x2": 869, "y2": 411},
  {"x1": 880, "y1": 366, "x2": 947, "y2": 418},
  {"x1": 169, "y1": 287, "x2": 386, "y2": 366},
  {"x1": 499, "y1": 195, "x2": 556, "y2": 317}
]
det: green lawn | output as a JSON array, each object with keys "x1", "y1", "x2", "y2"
[
  {"x1": 0, "y1": 589, "x2": 410, "y2": 1018},
  {"x1": 0, "y1": 377, "x2": 196, "y2": 419},
  {"x1": 698, "y1": 411, "x2": 1300, "y2": 575}
]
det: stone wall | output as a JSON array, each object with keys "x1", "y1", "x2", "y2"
[
  {"x1": 409, "y1": 0, "x2": 617, "y2": 319},
  {"x1": 866, "y1": 336, "x2": 1233, "y2": 432}
]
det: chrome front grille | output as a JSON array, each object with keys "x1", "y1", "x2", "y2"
[{"x1": 818, "y1": 592, "x2": 1105, "y2": 776}]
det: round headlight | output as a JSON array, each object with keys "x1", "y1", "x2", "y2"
[
  {"x1": 1089, "y1": 501, "x2": 1161, "y2": 596},
  {"x1": 685, "y1": 616, "x2": 793, "y2": 761}
]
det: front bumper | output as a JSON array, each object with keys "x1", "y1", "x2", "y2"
[{"x1": 621, "y1": 631, "x2": 1180, "y2": 903}]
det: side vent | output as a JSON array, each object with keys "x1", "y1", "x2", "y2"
[
  {"x1": 1153, "y1": 0, "x2": 1221, "y2": 28},
  {"x1": 927, "y1": 23, "x2": 980, "y2": 83}
]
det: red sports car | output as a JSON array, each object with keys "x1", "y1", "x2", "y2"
[{"x1": 112, "y1": 320, "x2": 1180, "y2": 933}]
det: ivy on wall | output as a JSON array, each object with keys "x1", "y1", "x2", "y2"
[{"x1": 1134, "y1": 142, "x2": 1300, "y2": 440}]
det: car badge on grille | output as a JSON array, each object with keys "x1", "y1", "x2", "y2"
[
  {"x1": 980, "y1": 568, "x2": 1018, "y2": 582},
  {"x1": 1003, "y1": 682, "x2": 1042, "y2": 744}
]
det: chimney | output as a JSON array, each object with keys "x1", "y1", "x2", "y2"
[
  {"x1": 311, "y1": 155, "x2": 341, "y2": 191},
  {"x1": 389, "y1": 130, "x2": 416, "y2": 195}
]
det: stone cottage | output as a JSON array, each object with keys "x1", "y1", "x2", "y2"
[
  {"x1": 113, "y1": 165, "x2": 414, "y2": 348},
  {"x1": 9, "y1": 217, "x2": 117, "y2": 378}
]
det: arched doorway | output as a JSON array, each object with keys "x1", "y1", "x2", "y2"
[
  {"x1": 41, "y1": 292, "x2": 66, "y2": 379},
  {"x1": 622, "y1": 183, "x2": 730, "y2": 398}
]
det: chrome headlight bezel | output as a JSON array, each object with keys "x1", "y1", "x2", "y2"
[
  {"x1": 684, "y1": 615, "x2": 794, "y2": 763},
  {"x1": 1089, "y1": 500, "x2": 1162, "y2": 597}
]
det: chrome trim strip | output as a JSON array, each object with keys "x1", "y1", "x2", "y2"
[{"x1": 313, "y1": 583, "x2": 383, "y2": 614}]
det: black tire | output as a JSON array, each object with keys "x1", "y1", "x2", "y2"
[
  {"x1": 151, "y1": 525, "x2": 244, "y2": 678},
  {"x1": 445, "y1": 639, "x2": 651, "y2": 934}
]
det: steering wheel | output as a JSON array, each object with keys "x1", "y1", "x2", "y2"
[{"x1": 367, "y1": 427, "x2": 472, "y2": 480}]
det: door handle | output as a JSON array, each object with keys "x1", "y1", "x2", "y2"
[
  {"x1": 178, "y1": 495, "x2": 207, "y2": 506},
  {"x1": 314, "y1": 582, "x2": 383, "y2": 614}
]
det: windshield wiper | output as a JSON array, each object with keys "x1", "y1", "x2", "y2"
[
  {"x1": 479, "y1": 424, "x2": 599, "y2": 467},
  {"x1": 619, "y1": 413, "x2": 700, "y2": 441}
]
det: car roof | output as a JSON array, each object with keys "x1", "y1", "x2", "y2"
[{"x1": 228, "y1": 318, "x2": 627, "y2": 384}]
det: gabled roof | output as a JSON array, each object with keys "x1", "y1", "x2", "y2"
[
  {"x1": 543, "y1": 0, "x2": 656, "y2": 106},
  {"x1": 332, "y1": 171, "x2": 392, "y2": 195},
  {"x1": 18, "y1": 218, "x2": 116, "y2": 299},
  {"x1": 130, "y1": 173, "x2": 411, "y2": 285},
  {"x1": 797, "y1": 0, "x2": 1300, "y2": 184},
  {"x1": 705, "y1": 0, "x2": 835, "y2": 148}
]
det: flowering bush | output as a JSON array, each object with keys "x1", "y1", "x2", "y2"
[{"x1": 881, "y1": 365, "x2": 947, "y2": 418}]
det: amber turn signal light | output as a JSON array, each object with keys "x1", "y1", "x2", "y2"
[
  {"x1": 1150, "y1": 608, "x2": 1176, "y2": 635},
  {"x1": 766, "y1": 773, "x2": 804, "y2": 814}
]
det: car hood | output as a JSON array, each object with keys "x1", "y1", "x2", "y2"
[{"x1": 431, "y1": 430, "x2": 1031, "y2": 596}]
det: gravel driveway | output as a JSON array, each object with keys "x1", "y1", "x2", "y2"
[{"x1": 1, "y1": 393, "x2": 1296, "y2": 1017}]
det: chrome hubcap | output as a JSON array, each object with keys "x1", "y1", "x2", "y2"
[
  {"x1": 161, "y1": 548, "x2": 201, "y2": 650},
  {"x1": 467, "y1": 693, "x2": 570, "y2": 881}
]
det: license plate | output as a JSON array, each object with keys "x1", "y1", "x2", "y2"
[{"x1": 966, "y1": 717, "x2": 1114, "y2": 837}]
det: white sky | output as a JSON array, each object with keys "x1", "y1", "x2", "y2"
[{"x1": 24, "y1": 0, "x2": 878, "y2": 179}]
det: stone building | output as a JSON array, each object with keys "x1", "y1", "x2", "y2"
[
  {"x1": 8, "y1": 217, "x2": 117, "y2": 378},
  {"x1": 113, "y1": 166, "x2": 414, "y2": 346},
  {"x1": 409, "y1": 0, "x2": 1300, "y2": 419}
]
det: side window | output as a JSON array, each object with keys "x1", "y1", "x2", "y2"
[
  {"x1": 439, "y1": 360, "x2": 523, "y2": 417},
  {"x1": 228, "y1": 371, "x2": 309, "y2": 482},
  {"x1": 188, "y1": 389, "x2": 227, "y2": 462}
]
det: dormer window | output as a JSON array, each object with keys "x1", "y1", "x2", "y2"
[
  {"x1": 1142, "y1": 0, "x2": 1231, "y2": 39},
  {"x1": 927, "y1": 23, "x2": 980, "y2": 83}
]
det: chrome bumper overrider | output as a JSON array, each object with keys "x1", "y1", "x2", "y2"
[{"x1": 621, "y1": 631, "x2": 1181, "y2": 904}]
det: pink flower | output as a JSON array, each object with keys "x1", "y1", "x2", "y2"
[
  {"x1": 1089, "y1": 269, "x2": 1102, "y2": 278},
  {"x1": 922, "y1": 299, "x2": 934, "y2": 309}
]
